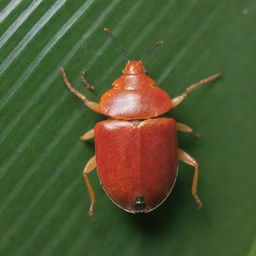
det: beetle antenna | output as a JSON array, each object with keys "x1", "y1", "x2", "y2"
[
  {"x1": 104, "y1": 28, "x2": 129, "y2": 60},
  {"x1": 141, "y1": 40, "x2": 163, "y2": 61}
]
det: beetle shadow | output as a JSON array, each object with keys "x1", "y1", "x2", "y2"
[{"x1": 84, "y1": 139, "x2": 95, "y2": 149}]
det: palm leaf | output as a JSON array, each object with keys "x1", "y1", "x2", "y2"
[{"x1": 1, "y1": 1, "x2": 255, "y2": 255}]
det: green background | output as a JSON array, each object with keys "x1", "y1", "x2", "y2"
[{"x1": 1, "y1": 1, "x2": 255, "y2": 255}]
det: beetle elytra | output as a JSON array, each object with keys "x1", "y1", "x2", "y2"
[{"x1": 60, "y1": 28, "x2": 221, "y2": 218}]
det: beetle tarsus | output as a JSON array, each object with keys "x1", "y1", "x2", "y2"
[
  {"x1": 194, "y1": 194, "x2": 203, "y2": 209},
  {"x1": 88, "y1": 203, "x2": 96, "y2": 220},
  {"x1": 191, "y1": 131, "x2": 201, "y2": 138},
  {"x1": 81, "y1": 71, "x2": 95, "y2": 91}
]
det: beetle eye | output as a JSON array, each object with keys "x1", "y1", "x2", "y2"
[{"x1": 121, "y1": 70, "x2": 124, "y2": 75}]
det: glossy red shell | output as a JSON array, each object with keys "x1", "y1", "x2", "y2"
[
  {"x1": 94, "y1": 117, "x2": 178, "y2": 213},
  {"x1": 99, "y1": 88, "x2": 172, "y2": 120},
  {"x1": 98, "y1": 60, "x2": 172, "y2": 120}
]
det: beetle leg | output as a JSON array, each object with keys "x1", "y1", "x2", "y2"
[
  {"x1": 59, "y1": 68, "x2": 100, "y2": 113},
  {"x1": 172, "y1": 73, "x2": 222, "y2": 108},
  {"x1": 81, "y1": 71, "x2": 95, "y2": 90},
  {"x1": 178, "y1": 148, "x2": 202, "y2": 209},
  {"x1": 80, "y1": 129, "x2": 94, "y2": 141},
  {"x1": 83, "y1": 156, "x2": 97, "y2": 219},
  {"x1": 176, "y1": 122, "x2": 200, "y2": 137}
]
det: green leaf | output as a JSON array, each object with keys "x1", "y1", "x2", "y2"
[{"x1": 1, "y1": 1, "x2": 255, "y2": 255}]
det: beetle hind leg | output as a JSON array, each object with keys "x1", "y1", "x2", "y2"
[
  {"x1": 178, "y1": 148, "x2": 202, "y2": 209},
  {"x1": 83, "y1": 156, "x2": 97, "y2": 219}
]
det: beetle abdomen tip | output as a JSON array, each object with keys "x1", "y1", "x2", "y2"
[{"x1": 133, "y1": 195, "x2": 146, "y2": 213}]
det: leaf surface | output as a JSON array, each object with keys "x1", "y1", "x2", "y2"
[{"x1": 1, "y1": 1, "x2": 255, "y2": 255}]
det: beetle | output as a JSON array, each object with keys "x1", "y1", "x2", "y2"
[{"x1": 60, "y1": 28, "x2": 221, "y2": 218}]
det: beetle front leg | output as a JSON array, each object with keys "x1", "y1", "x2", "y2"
[
  {"x1": 176, "y1": 122, "x2": 200, "y2": 137},
  {"x1": 172, "y1": 73, "x2": 222, "y2": 108},
  {"x1": 83, "y1": 156, "x2": 97, "y2": 219},
  {"x1": 80, "y1": 129, "x2": 94, "y2": 141},
  {"x1": 178, "y1": 148, "x2": 202, "y2": 209},
  {"x1": 59, "y1": 68, "x2": 100, "y2": 113}
]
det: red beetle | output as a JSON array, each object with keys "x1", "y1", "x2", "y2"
[{"x1": 60, "y1": 29, "x2": 221, "y2": 218}]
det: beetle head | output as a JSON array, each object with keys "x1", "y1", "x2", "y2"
[
  {"x1": 113, "y1": 60, "x2": 154, "y2": 90},
  {"x1": 123, "y1": 60, "x2": 145, "y2": 75}
]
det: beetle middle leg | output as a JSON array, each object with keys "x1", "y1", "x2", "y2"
[
  {"x1": 172, "y1": 73, "x2": 222, "y2": 108},
  {"x1": 80, "y1": 128, "x2": 94, "y2": 141},
  {"x1": 83, "y1": 155, "x2": 97, "y2": 219},
  {"x1": 176, "y1": 122, "x2": 200, "y2": 137},
  {"x1": 59, "y1": 68, "x2": 100, "y2": 113},
  {"x1": 178, "y1": 148, "x2": 202, "y2": 209}
]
